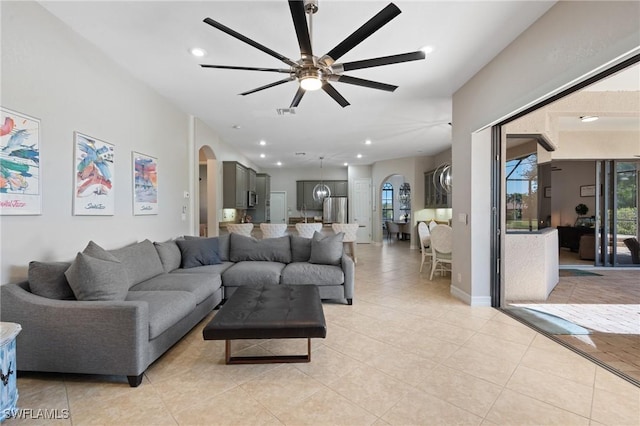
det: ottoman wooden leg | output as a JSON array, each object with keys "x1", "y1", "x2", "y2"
[{"x1": 224, "y1": 339, "x2": 312, "y2": 364}]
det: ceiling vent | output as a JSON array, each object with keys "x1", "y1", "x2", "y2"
[{"x1": 276, "y1": 108, "x2": 296, "y2": 116}]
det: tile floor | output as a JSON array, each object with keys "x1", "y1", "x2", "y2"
[{"x1": 7, "y1": 241, "x2": 640, "y2": 425}]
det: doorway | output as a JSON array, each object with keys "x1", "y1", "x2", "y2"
[
  {"x1": 198, "y1": 146, "x2": 217, "y2": 237},
  {"x1": 270, "y1": 191, "x2": 287, "y2": 225}
]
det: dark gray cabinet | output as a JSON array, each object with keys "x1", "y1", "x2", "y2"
[
  {"x1": 296, "y1": 180, "x2": 348, "y2": 210},
  {"x1": 247, "y1": 168, "x2": 257, "y2": 193},
  {"x1": 223, "y1": 161, "x2": 248, "y2": 209},
  {"x1": 424, "y1": 170, "x2": 450, "y2": 208},
  {"x1": 252, "y1": 173, "x2": 271, "y2": 223}
]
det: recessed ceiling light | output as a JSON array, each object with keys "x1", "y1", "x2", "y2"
[
  {"x1": 259, "y1": 140, "x2": 266, "y2": 146},
  {"x1": 580, "y1": 115, "x2": 599, "y2": 122},
  {"x1": 276, "y1": 161, "x2": 282, "y2": 166},
  {"x1": 260, "y1": 153, "x2": 266, "y2": 158},
  {"x1": 420, "y1": 45, "x2": 434, "y2": 54},
  {"x1": 232, "y1": 124, "x2": 241, "y2": 129},
  {"x1": 365, "y1": 139, "x2": 372, "y2": 145},
  {"x1": 190, "y1": 47, "x2": 207, "y2": 57},
  {"x1": 343, "y1": 162, "x2": 348, "y2": 166},
  {"x1": 356, "y1": 154, "x2": 362, "y2": 159}
]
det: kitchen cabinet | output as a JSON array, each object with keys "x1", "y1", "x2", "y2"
[
  {"x1": 424, "y1": 170, "x2": 450, "y2": 208},
  {"x1": 247, "y1": 168, "x2": 257, "y2": 193},
  {"x1": 296, "y1": 180, "x2": 348, "y2": 210},
  {"x1": 223, "y1": 161, "x2": 248, "y2": 209},
  {"x1": 252, "y1": 173, "x2": 271, "y2": 223}
]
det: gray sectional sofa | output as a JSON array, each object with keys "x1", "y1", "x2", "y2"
[{"x1": 0, "y1": 232, "x2": 354, "y2": 386}]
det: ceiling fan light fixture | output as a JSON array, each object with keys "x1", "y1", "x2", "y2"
[{"x1": 299, "y1": 68, "x2": 323, "y2": 91}]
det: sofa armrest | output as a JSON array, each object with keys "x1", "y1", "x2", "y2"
[
  {"x1": 1, "y1": 282, "x2": 150, "y2": 377},
  {"x1": 341, "y1": 254, "x2": 354, "y2": 300}
]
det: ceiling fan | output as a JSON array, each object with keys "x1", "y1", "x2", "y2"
[{"x1": 200, "y1": 0, "x2": 426, "y2": 108}]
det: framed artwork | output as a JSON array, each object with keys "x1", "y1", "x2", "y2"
[
  {"x1": 0, "y1": 107, "x2": 41, "y2": 215},
  {"x1": 544, "y1": 186, "x2": 551, "y2": 198},
  {"x1": 580, "y1": 184, "x2": 596, "y2": 197},
  {"x1": 132, "y1": 151, "x2": 158, "y2": 215},
  {"x1": 73, "y1": 132, "x2": 115, "y2": 215}
]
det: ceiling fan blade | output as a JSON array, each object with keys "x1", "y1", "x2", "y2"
[
  {"x1": 290, "y1": 86, "x2": 306, "y2": 108},
  {"x1": 335, "y1": 51, "x2": 426, "y2": 72},
  {"x1": 333, "y1": 75, "x2": 398, "y2": 92},
  {"x1": 203, "y1": 17, "x2": 298, "y2": 68},
  {"x1": 240, "y1": 77, "x2": 295, "y2": 96},
  {"x1": 322, "y1": 3, "x2": 401, "y2": 64},
  {"x1": 201, "y1": 64, "x2": 292, "y2": 73},
  {"x1": 322, "y1": 84, "x2": 350, "y2": 108},
  {"x1": 288, "y1": 0, "x2": 313, "y2": 58}
]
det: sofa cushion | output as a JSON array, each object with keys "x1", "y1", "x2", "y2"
[
  {"x1": 65, "y1": 251, "x2": 129, "y2": 301},
  {"x1": 221, "y1": 261, "x2": 285, "y2": 287},
  {"x1": 109, "y1": 239, "x2": 165, "y2": 287},
  {"x1": 175, "y1": 238, "x2": 221, "y2": 268},
  {"x1": 290, "y1": 235, "x2": 312, "y2": 262},
  {"x1": 309, "y1": 231, "x2": 344, "y2": 265},
  {"x1": 28, "y1": 261, "x2": 76, "y2": 300},
  {"x1": 185, "y1": 235, "x2": 229, "y2": 261},
  {"x1": 125, "y1": 290, "x2": 196, "y2": 339},
  {"x1": 172, "y1": 261, "x2": 234, "y2": 276},
  {"x1": 154, "y1": 240, "x2": 182, "y2": 272},
  {"x1": 229, "y1": 233, "x2": 291, "y2": 263},
  {"x1": 281, "y1": 263, "x2": 345, "y2": 286},
  {"x1": 129, "y1": 272, "x2": 220, "y2": 305}
]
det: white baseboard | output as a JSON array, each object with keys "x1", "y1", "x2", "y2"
[{"x1": 450, "y1": 285, "x2": 492, "y2": 307}]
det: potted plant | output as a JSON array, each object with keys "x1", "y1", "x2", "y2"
[{"x1": 575, "y1": 203, "x2": 589, "y2": 217}]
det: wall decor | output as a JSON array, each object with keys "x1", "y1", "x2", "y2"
[
  {"x1": 0, "y1": 107, "x2": 41, "y2": 215},
  {"x1": 580, "y1": 184, "x2": 596, "y2": 197},
  {"x1": 73, "y1": 132, "x2": 115, "y2": 215},
  {"x1": 132, "y1": 151, "x2": 158, "y2": 215},
  {"x1": 544, "y1": 186, "x2": 551, "y2": 198}
]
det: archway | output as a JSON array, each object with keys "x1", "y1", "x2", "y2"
[
  {"x1": 379, "y1": 174, "x2": 412, "y2": 243},
  {"x1": 198, "y1": 145, "x2": 218, "y2": 237}
]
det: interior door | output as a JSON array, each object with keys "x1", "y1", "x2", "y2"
[
  {"x1": 270, "y1": 191, "x2": 287, "y2": 224},
  {"x1": 352, "y1": 178, "x2": 372, "y2": 243}
]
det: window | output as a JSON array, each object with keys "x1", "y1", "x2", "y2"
[
  {"x1": 382, "y1": 182, "x2": 394, "y2": 221},
  {"x1": 505, "y1": 153, "x2": 538, "y2": 231}
]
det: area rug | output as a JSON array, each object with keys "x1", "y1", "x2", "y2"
[
  {"x1": 559, "y1": 269, "x2": 602, "y2": 277},
  {"x1": 505, "y1": 307, "x2": 592, "y2": 335}
]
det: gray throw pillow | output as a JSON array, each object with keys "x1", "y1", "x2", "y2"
[
  {"x1": 309, "y1": 231, "x2": 344, "y2": 265},
  {"x1": 184, "y1": 234, "x2": 229, "y2": 261},
  {"x1": 154, "y1": 240, "x2": 182, "y2": 272},
  {"x1": 229, "y1": 233, "x2": 291, "y2": 263},
  {"x1": 290, "y1": 235, "x2": 312, "y2": 262},
  {"x1": 64, "y1": 252, "x2": 129, "y2": 301},
  {"x1": 176, "y1": 238, "x2": 221, "y2": 268},
  {"x1": 28, "y1": 261, "x2": 75, "y2": 300}
]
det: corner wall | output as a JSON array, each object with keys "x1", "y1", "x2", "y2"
[{"x1": 452, "y1": 1, "x2": 640, "y2": 305}]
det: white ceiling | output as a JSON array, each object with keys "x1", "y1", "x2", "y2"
[{"x1": 40, "y1": 1, "x2": 558, "y2": 168}]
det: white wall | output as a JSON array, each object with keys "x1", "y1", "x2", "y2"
[
  {"x1": 452, "y1": 1, "x2": 640, "y2": 305},
  {"x1": 0, "y1": 2, "x2": 193, "y2": 283},
  {"x1": 551, "y1": 161, "x2": 598, "y2": 227}
]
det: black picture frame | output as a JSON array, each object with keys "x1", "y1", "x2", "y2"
[
  {"x1": 544, "y1": 187, "x2": 551, "y2": 198},
  {"x1": 580, "y1": 185, "x2": 596, "y2": 197}
]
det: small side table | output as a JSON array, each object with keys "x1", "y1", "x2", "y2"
[{"x1": 0, "y1": 322, "x2": 21, "y2": 422}]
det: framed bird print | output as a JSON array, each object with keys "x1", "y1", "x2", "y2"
[
  {"x1": 132, "y1": 151, "x2": 158, "y2": 215},
  {"x1": 73, "y1": 132, "x2": 115, "y2": 215},
  {"x1": 0, "y1": 107, "x2": 41, "y2": 215}
]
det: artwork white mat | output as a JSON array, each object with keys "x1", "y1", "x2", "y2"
[
  {"x1": 73, "y1": 132, "x2": 115, "y2": 215},
  {"x1": 132, "y1": 151, "x2": 158, "y2": 215},
  {"x1": 0, "y1": 107, "x2": 41, "y2": 215}
]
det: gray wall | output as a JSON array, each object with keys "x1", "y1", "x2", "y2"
[{"x1": 452, "y1": 1, "x2": 640, "y2": 305}]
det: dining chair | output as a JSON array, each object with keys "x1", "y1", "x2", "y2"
[
  {"x1": 226, "y1": 223, "x2": 254, "y2": 237},
  {"x1": 331, "y1": 223, "x2": 360, "y2": 264},
  {"x1": 259, "y1": 223, "x2": 288, "y2": 239},
  {"x1": 428, "y1": 220, "x2": 438, "y2": 231},
  {"x1": 386, "y1": 222, "x2": 400, "y2": 240},
  {"x1": 417, "y1": 221, "x2": 432, "y2": 273},
  {"x1": 295, "y1": 222, "x2": 323, "y2": 238},
  {"x1": 429, "y1": 224, "x2": 452, "y2": 280}
]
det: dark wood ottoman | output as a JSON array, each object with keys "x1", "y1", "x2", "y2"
[{"x1": 203, "y1": 285, "x2": 327, "y2": 364}]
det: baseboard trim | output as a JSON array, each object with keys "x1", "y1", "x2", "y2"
[{"x1": 450, "y1": 285, "x2": 491, "y2": 307}]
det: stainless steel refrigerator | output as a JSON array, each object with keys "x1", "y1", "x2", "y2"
[{"x1": 323, "y1": 196, "x2": 348, "y2": 224}]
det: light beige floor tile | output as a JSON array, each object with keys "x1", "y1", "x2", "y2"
[
  {"x1": 275, "y1": 387, "x2": 378, "y2": 426},
  {"x1": 240, "y1": 364, "x2": 326, "y2": 416},
  {"x1": 381, "y1": 389, "x2": 483, "y2": 425},
  {"x1": 362, "y1": 345, "x2": 438, "y2": 386},
  {"x1": 506, "y1": 365, "x2": 594, "y2": 417},
  {"x1": 415, "y1": 319, "x2": 477, "y2": 345},
  {"x1": 462, "y1": 332, "x2": 530, "y2": 364},
  {"x1": 485, "y1": 389, "x2": 590, "y2": 425},
  {"x1": 591, "y1": 386, "x2": 640, "y2": 425},
  {"x1": 329, "y1": 365, "x2": 413, "y2": 417},
  {"x1": 477, "y1": 316, "x2": 537, "y2": 346},
  {"x1": 6, "y1": 377, "x2": 70, "y2": 425},
  {"x1": 293, "y1": 345, "x2": 363, "y2": 385},
  {"x1": 416, "y1": 365, "x2": 503, "y2": 417},
  {"x1": 442, "y1": 347, "x2": 519, "y2": 386},
  {"x1": 520, "y1": 345, "x2": 597, "y2": 386}
]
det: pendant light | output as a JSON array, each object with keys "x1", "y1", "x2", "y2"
[{"x1": 312, "y1": 157, "x2": 331, "y2": 203}]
